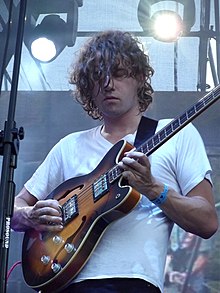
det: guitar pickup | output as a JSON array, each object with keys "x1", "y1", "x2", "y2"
[
  {"x1": 93, "y1": 173, "x2": 109, "y2": 202},
  {"x1": 61, "y1": 195, "x2": 79, "y2": 225}
]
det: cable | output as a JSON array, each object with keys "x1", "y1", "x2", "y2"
[{"x1": 7, "y1": 260, "x2": 22, "y2": 281}]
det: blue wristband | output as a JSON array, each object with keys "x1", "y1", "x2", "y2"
[{"x1": 151, "y1": 184, "x2": 168, "y2": 205}]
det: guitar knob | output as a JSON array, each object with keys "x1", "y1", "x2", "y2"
[
  {"x1": 64, "y1": 243, "x2": 76, "y2": 253},
  {"x1": 51, "y1": 263, "x2": 61, "y2": 273},
  {"x1": 52, "y1": 235, "x2": 63, "y2": 245},
  {"x1": 41, "y1": 255, "x2": 50, "y2": 265}
]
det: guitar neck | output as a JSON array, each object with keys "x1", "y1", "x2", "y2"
[{"x1": 136, "y1": 84, "x2": 220, "y2": 157}]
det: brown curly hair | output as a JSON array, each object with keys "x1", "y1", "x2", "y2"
[{"x1": 69, "y1": 30, "x2": 154, "y2": 120}]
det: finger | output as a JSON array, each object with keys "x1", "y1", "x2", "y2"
[
  {"x1": 33, "y1": 206, "x2": 61, "y2": 217},
  {"x1": 33, "y1": 200, "x2": 62, "y2": 220},
  {"x1": 35, "y1": 199, "x2": 61, "y2": 213},
  {"x1": 38, "y1": 214, "x2": 63, "y2": 225},
  {"x1": 30, "y1": 204, "x2": 63, "y2": 227},
  {"x1": 122, "y1": 156, "x2": 137, "y2": 166},
  {"x1": 28, "y1": 213, "x2": 63, "y2": 232},
  {"x1": 121, "y1": 170, "x2": 135, "y2": 182},
  {"x1": 35, "y1": 223, "x2": 63, "y2": 232},
  {"x1": 124, "y1": 151, "x2": 149, "y2": 165},
  {"x1": 119, "y1": 156, "x2": 146, "y2": 172}
]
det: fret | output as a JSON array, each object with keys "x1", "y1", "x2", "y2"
[
  {"x1": 153, "y1": 134, "x2": 159, "y2": 145},
  {"x1": 187, "y1": 107, "x2": 196, "y2": 118},
  {"x1": 108, "y1": 166, "x2": 122, "y2": 184},
  {"x1": 141, "y1": 140, "x2": 154, "y2": 155},
  {"x1": 158, "y1": 129, "x2": 166, "y2": 141},
  {"x1": 147, "y1": 139, "x2": 154, "y2": 150},
  {"x1": 196, "y1": 100, "x2": 204, "y2": 112},
  {"x1": 139, "y1": 144, "x2": 145, "y2": 154},
  {"x1": 172, "y1": 119, "x2": 180, "y2": 130},
  {"x1": 143, "y1": 144, "x2": 150, "y2": 154},
  {"x1": 165, "y1": 125, "x2": 172, "y2": 135},
  {"x1": 204, "y1": 94, "x2": 212, "y2": 105},
  {"x1": 179, "y1": 113, "x2": 187, "y2": 124}
]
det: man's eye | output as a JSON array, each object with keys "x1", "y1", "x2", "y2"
[
  {"x1": 93, "y1": 70, "x2": 102, "y2": 80},
  {"x1": 113, "y1": 68, "x2": 128, "y2": 78}
]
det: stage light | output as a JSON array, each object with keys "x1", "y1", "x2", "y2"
[
  {"x1": 138, "y1": 0, "x2": 196, "y2": 42},
  {"x1": 24, "y1": 0, "x2": 83, "y2": 62},
  {"x1": 31, "y1": 38, "x2": 57, "y2": 63},
  {"x1": 28, "y1": 14, "x2": 67, "y2": 62},
  {"x1": 151, "y1": 10, "x2": 183, "y2": 42}
]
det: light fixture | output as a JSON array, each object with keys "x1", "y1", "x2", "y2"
[
  {"x1": 24, "y1": 0, "x2": 83, "y2": 62},
  {"x1": 151, "y1": 10, "x2": 183, "y2": 42},
  {"x1": 138, "y1": 0, "x2": 196, "y2": 42},
  {"x1": 31, "y1": 38, "x2": 57, "y2": 63},
  {"x1": 28, "y1": 14, "x2": 68, "y2": 62}
]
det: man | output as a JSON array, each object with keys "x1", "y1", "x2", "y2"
[{"x1": 11, "y1": 30, "x2": 218, "y2": 293}]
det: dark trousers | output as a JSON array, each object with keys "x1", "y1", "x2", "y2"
[{"x1": 60, "y1": 278, "x2": 161, "y2": 293}]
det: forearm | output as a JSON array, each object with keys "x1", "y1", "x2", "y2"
[
  {"x1": 157, "y1": 187, "x2": 218, "y2": 239},
  {"x1": 11, "y1": 198, "x2": 34, "y2": 231}
]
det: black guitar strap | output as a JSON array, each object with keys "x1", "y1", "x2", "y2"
[{"x1": 134, "y1": 116, "x2": 158, "y2": 148}]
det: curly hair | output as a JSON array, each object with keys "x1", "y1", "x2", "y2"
[{"x1": 69, "y1": 30, "x2": 154, "y2": 120}]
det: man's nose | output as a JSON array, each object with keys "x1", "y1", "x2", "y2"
[{"x1": 104, "y1": 75, "x2": 114, "y2": 91}]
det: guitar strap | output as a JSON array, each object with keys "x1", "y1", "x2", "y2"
[{"x1": 134, "y1": 116, "x2": 158, "y2": 148}]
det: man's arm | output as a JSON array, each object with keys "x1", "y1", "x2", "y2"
[
  {"x1": 160, "y1": 178, "x2": 218, "y2": 238},
  {"x1": 119, "y1": 152, "x2": 218, "y2": 239}
]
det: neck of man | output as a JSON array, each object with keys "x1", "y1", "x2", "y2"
[{"x1": 101, "y1": 112, "x2": 143, "y2": 144}]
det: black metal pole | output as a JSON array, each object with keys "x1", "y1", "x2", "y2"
[
  {"x1": 214, "y1": 0, "x2": 220, "y2": 81},
  {"x1": 0, "y1": 1, "x2": 27, "y2": 292}
]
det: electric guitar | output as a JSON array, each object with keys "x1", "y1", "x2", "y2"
[{"x1": 22, "y1": 85, "x2": 220, "y2": 292}]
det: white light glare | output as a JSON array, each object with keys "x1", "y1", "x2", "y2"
[
  {"x1": 153, "y1": 11, "x2": 183, "y2": 42},
  {"x1": 31, "y1": 37, "x2": 57, "y2": 62}
]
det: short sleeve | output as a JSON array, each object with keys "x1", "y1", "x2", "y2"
[{"x1": 175, "y1": 123, "x2": 212, "y2": 195}]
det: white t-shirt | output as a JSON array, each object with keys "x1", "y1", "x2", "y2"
[{"x1": 24, "y1": 119, "x2": 212, "y2": 292}]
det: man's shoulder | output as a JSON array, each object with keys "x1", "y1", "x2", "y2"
[{"x1": 61, "y1": 125, "x2": 101, "y2": 141}]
